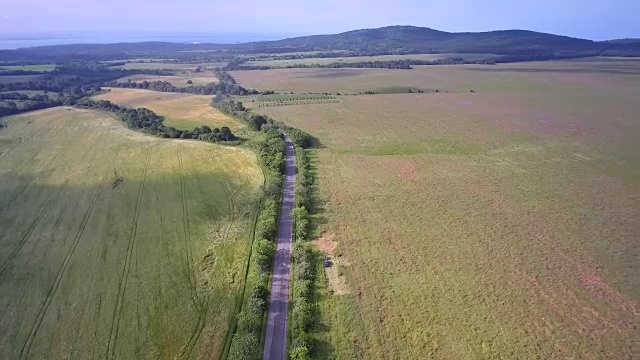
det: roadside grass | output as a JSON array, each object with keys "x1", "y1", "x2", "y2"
[
  {"x1": 0, "y1": 107, "x2": 263, "y2": 359},
  {"x1": 94, "y1": 88, "x2": 247, "y2": 132},
  {"x1": 251, "y1": 59, "x2": 640, "y2": 359}
]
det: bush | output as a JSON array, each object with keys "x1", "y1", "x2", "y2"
[
  {"x1": 228, "y1": 333, "x2": 261, "y2": 360},
  {"x1": 254, "y1": 238, "x2": 275, "y2": 272}
]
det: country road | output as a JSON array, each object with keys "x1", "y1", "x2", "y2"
[{"x1": 263, "y1": 135, "x2": 295, "y2": 360}]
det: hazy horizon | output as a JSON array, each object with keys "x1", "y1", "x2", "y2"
[{"x1": 1, "y1": 0, "x2": 638, "y2": 45}]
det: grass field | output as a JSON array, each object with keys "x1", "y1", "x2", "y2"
[
  {"x1": 0, "y1": 64, "x2": 56, "y2": 72},
  {"x1": 114, "y1": 62, "x2": 226, "y2": 71},
  {"x1": 248, "y1": 58, "x2": 640, "y2": 359},
  {"x1": 231, "y1": 57, "x2": 640, "y2": 94},
  {"x1": 95, "y1": 88, "x2": 246, "y2": 133},
  {"x1": 242, "y1": 53, "x2": 495, "y2": 68},
  {"x1": 0, "y1": 107, "x2": 263, "y2": 359},
  {"x1": 0, "y1": 75, "x2": 43, "y2": 84},
  {"x1": 116, "y1": 73, "x2": 219, "y2": 87}
]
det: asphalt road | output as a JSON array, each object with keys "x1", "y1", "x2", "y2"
[{"x1": 263, "y1": 135, "x2": 295, "y2": 360}]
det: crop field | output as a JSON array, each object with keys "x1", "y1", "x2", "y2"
[
  {"x1": 95, "y1": 88, "x2": 245, "y2": 132},
  {"x1": 0, "y1": 107, "x2": 263, "y2": 359},
  {"x1": 238, "y1": 93, "x2": 339, "y2": 108},
  {"x1": 242, "y1": 53, "x2": 494, "y2": 68},
  {"x1": 114, "y1": 62, "x2": 226, "y2": 71},
  {"x1": 117, "y1": 73, "x2": 219, "y2": 87},
  {"x1": 248, "y1": 58, "x2": 640, "y2": 359}
]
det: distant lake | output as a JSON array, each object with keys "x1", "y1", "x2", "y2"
[{"x1": 0, "y1": 32, "x2": 296, "y2": 50}]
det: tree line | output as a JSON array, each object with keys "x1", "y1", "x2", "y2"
[
  {"x1": 74, "y1": 99, "x2": 236, "y2": 142},
  {"x1": 105, "y1": 69, "x2": 260, "y2": 96},
  {"x1": 229, "y1": 57, "x2": 496, "y2": 71},
  {"x1": 212, "y1": 96, "x2": 314, "y2": 148},
  {"x1": 228, "y1": 129, "x2": 286, "y2": 360}
]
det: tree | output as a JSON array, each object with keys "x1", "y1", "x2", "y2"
[
  {"x1": 227, "y1": 333, "x2": 260, "y2": 360},
  {"x1": 289, "y1": 345, "x2": 311, "y2": 360}
]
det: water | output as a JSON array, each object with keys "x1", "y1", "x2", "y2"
[{"x1": 0, "y1": 32, "x2": 298, "y2": 50}]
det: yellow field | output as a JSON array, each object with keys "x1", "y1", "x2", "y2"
[
  {"x1": 95, "y1": 88, "x2": 246, "y2": 132},
  {"x1": 248, "y1": 59, "x2": 640, "y2": 359},
  {"x1": 0, "y1": 107, "x2": 263, "y2": 359}
]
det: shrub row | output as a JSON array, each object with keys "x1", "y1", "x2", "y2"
[
  {"x1": 74, "y1": 98, "x2": 237, "y2": 142},
  {"x1": 212, "y1": 97, "x2": 314, "y2": 149},
  {"x1": 228, "y1": 129, "x2": 286, "y2": 360},
  {"x1": 289, "y1": 146, "x2": 317, "y2": 359}
]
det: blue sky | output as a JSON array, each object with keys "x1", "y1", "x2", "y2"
[{"x1": 0, "y1": 0, "x2": 638, "y2": 40}]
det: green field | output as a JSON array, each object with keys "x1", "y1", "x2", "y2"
[
  {"x1": 0, "y1": 107, "x2": 263, "y2": 359},
  {"x1": 116, "y1": 73, "x2": 220, "y2": 87},
  {"x1": 0, "y1": 64, "x2": 56, "y2": 72},
  {"x1": 241, "y1": 58, "x2": 640, "y2": 359},
  {"x1": 0, "y1": 75, "x2": 43, "y2": 84},
  {"x1": 242, "y1": 53, "x2": 494, "y2": 68},
  {"x1": 95, "y1": 88, "x2": 246, "y2": 133},
  {"x1": 114, "y1": 62, "x2": 226, "y2": 71}
]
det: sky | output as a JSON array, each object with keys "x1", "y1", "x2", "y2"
[{"x1": 0, "y1": 0, "x2": 638, "y2": 41}]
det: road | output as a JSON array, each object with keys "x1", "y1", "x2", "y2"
[{"x1": 263, "y1": 135, "x2": 295, "y2": 360}]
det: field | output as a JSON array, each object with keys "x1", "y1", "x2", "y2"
[
  {"x1": 242, "y1": 53, "x2": 494, "y2": 68},
  {"x1": 0, "y1": 107, "x2": 263, "y2": 359},
  {"x1": 0, "y1": 64, "x2": 56, "y2": 72},
  {"x1": 117, "y1": 73, "x2": 220, "y2": 87},
  {"x1": 239, "y1": 58, "x2": 640, "y2": 359},
  {"x1": 0, "y1": 75, "x2": 42, "y2": 84},
  {"x1": 95, "y1": 88, "x2": 246, "y2": 132},
  {"x1": 114, "y1": 62, "x2": 226, "y2": 71},
  {"x1": 231, "y1": 57, "x2": 640, "y2": 94}
]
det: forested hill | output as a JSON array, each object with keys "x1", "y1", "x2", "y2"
[
  {"x1": 2, "y1": 26, "x2": 639, "y2": 60},
  {"x1": 237, "y1": 26, "x2": 602, "y2": 55}
]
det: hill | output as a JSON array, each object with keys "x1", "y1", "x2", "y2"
[
  {"x1": 237, "y1": 26, "x2": 602, "y2": 56},
  {"x1": 1, "y1": 26, "x2": 639, "y2": 61}
]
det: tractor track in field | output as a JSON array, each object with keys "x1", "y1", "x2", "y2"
[
  {"x1": 106, "y1": 151, "x2": 150, "y2": 360},
  {"x1": 19, "y1": 148, "x2": 120, "y2": 360},
  {"x1": 0, "y1": 137, "x2": 102, "y2": 277},
  {"x1": 0, "y1": 180, "x2": 34, "y2": 215},
  {"x1": 179, "y1": 145, "x2": 200, "y2": 308},
  {"x1": 178, "y1": 144, "x2": 207, "y2": 360}
]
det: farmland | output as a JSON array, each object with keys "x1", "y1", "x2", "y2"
[
  {"x1": 0, "y1": 64, "x2": 56, "y2": 72},
  {"x1": 239, "y1": 58, "x2": 640, "y2": 359},
  {"x1": 0, "y1": 107, "x2": 263, "y2": 359},
  {"x1": 116, "y1": 73, "x2": 220, "y2": 87},
  {"x1": 114, "y1": 62, "x2": 226, "y2": 71},
  {"x1": 231, "y1": 57, "x2": 640, "y2": 94},
  {"x1": 0, "y1": 75, "x2": 42, "y2": 84},
  {"x1": 95, "y1": 88, "x2": 245, "y2": 132},
  {"x1": 241, "y1": 53, "x2": 495, "y2": 68}
]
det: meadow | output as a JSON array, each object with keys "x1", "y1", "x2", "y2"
[
  {"x1": 239, "y1": 58, "x2": 640, "y2": 359},
  {"x1": 116, "y1": 73, "x2": 220, "y2": 87},
  {"x1": 0, "y1": 75, "x2": 42, "y2": 84},
  {"x1": 0, "y1": 64, "x2": 56, "y2": 72},
  {"x1": 95, "y1": 88, "x2": 246, "y2": 133},
  {"x1": 241, "y1": 53, "x2": 494, "y2": 68},
  {"x1": 0, "y1": 107, "x2": 264, "y2": 359},
  {"x1": 114, "y1": 62, "x2": 226, "y2": 71}
]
